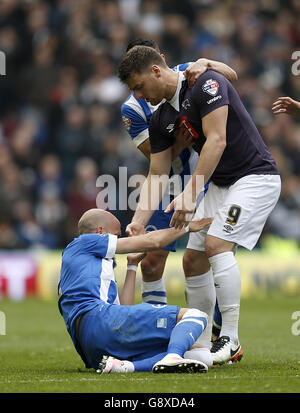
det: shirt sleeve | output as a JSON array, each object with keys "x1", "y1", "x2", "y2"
[
  {"x1": 172, "y1": 62, "x2": 193, "y2": 72},
  {"x1": 79, "y1": 234, "x2": 117, "y2": 258},
  {"x1": 192, "y1": 70, "x2": 230, "y2": 119},
  {"x1": 149, "y1": 110, "x2": 174, "y2": 154},
  {"x1": 121, "y1": 103, "x2": 149, "y2": 147}
]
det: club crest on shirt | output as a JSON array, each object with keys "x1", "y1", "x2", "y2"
[
  {"x1": 202, "y1": 79, "x2": 219, "y2": 96},
  {"x1": 122, "y1": 115, "x2": 131, "y2": 131},
  {"x1": 182, "y1": 99, "x2": 190, "y2": 110}
]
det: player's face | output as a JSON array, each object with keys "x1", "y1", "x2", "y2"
[{"x1": 127, "y1": 68, "x2": 165, "y2": 105}]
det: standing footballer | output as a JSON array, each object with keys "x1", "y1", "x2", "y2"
[{"x1": 118, "y1": 46, "x2": 281, "y2": 365}]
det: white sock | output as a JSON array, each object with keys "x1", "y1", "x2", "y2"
[
  {"x1": 185, "y1": 270, "x2": 216, "y2": 348},
  {"x1": 141, "y1": 278, "x2": 167, "y2": 304},
  {"x1": 209, "y1": 251, "x2": 241, "y2": 343},
  {"x1": 184, "y1": 347, "x2": 213, "y2": 368}
]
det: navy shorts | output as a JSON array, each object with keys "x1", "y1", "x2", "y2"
[{"x1": 77, "y1": 302, "x2": 180, "y2": 370}]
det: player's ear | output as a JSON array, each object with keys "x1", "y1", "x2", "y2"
[
  {"x1": 96, "y1": 226, "x2": 104, "y2": 235},
  {"x1": 152, "y1": 65, "x2": 161, "y2": 78}
]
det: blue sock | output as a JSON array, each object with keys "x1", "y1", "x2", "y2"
[
  {"x1": 142, "y1": 279, "x2": 167, "y2": 305},
  {"x1": 167, "y1": 309, "x2": 207, "y2": 357},
  {"x1": 132, "y1": 352, "x2": 167, "y2": 372},
  {"x1": 213, "y1": 300, "x2": 222, "y2": 328}
]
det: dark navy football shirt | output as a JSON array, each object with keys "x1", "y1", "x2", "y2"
[{"x1": 149, "y1": 70, "x2": 279, "y2": 186}]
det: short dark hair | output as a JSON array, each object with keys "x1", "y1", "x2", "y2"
[
  {"x1": 126, "y1": 39, "x2": 160, "y2": 53},
  {"x1": 118, "y1": 45, "x2": 167, "y2": 84}
]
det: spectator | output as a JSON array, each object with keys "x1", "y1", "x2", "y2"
[{"x1": 0, "y1": 0, "x2": 299, "y2": 249}]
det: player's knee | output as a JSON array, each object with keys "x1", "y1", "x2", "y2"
[
  {"x1": 141, "y1": 252, "x2": 167, "y2": 281},
  {"x1": 178, "y1": 308, "x2": 208, "y2": 325},
  {"x1": 140, "y1": 258, "x2": 157, "y2": 281},
  {"x1": 205, "y1": 236, "x2": 231, "y2": 258},
  {"x1": 183, "y1": 250, "x2": 210, "y2": 276}
]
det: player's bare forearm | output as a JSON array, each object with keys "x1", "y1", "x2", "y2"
[
  {"x1": 137, "y1": 139, "x2": 151, "y2": 160},
  {"x1": 185, "y1": 59, "x2": 237, "y2": 87},
  {"x1": 119, "y1": 270, "x2": 136, "y2": 305},
  {"x1": 131, "y1": 173, "x2": 160, "y2": 227},
  {"x1": 117, "y1": 227, "x2": 186, "y2": 254},
  {"x1": 165, "y1": 107, "x2": 228, "y2": 228},
  {"x1": 188, "y1": 134, "x2": 225, "y2": 198},
  {"x1": 117, "y1": 219, "x2": 212, "y2": 254},
  {"x1": 185, "y1": 106, "x2": 228, "y2": 200},
  {"x1": 130, "y1": 149, "x2": 172, "y2": 228},
  {"x1": 206, "y1": 59, "x2": 238, "y2": 83},
  {"x1": 167, "y1": 135, "x2": 224, "y2": 228},
  {"x1": 119, "y1": 252, "x2": 146, "y2": 305}
]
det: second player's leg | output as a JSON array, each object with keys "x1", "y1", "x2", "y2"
[
  {"x1": 140, "y1": 249, "x2": 169, "y2": 304},
  {"x1": 205, "y1": 235, "x2": 243, "y2": 364},
  {"x1": 182, "y1": 248, "x2": 215, "y2": 366}
]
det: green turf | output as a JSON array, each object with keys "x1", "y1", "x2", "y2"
[{"x1": 0, "y1": 295, "x2": 299, "y2": 393}]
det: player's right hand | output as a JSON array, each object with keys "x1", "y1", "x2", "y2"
[
  {"x1": 188, "y1": 218, "x2": 212, "y2": 233},
  {"x1": 184, "y1": 58, "x2": 208, "y2": 88},
  {"x1": 126, "y1": 222, "x2": 145, "y2": 237},
  {"x1": 272, "y1": 97, "x2": 300, "y2": 117}
]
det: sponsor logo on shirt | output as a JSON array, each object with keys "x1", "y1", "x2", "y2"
[
  {"x1": 122, "y1": 115, "x2": 131, "y2": 131},
  {"x1": 207, "y1": 95, "x2": 222, "y2": 104},
  {"x1": 202, "y1": 79, "x2": 219, "y2": 96}
]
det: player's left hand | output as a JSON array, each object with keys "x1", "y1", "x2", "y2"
[
  {"x1": 173, "y1": 124, "x2": 195, "y2": 149},
  {"x1": 164, "y1": 192, "x2": 197, "y2": 229},
  {"x1": 127, "y1": 252, "x2": 146, "y2": 266},
  {"x1": 184, "y1": 58, "x2": 209, "y2": 88}
]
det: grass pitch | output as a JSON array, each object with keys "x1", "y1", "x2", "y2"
[{"x1": 0, "y1": 295, "x2": 299, "y2": 394}]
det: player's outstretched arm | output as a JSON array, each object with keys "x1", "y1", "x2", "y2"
[
  {"x1": 117, "y1": 218, "x2": 212, "y2": 254},
  {"x1": 184, "y1": 58, "x2": 238, "y2": 88},
  {"x1": 126, "y1": 147, "x2": 172, "y2": 236},
  {"x1": 272, "y1": 97, "x2": 300, "y2": 117}
]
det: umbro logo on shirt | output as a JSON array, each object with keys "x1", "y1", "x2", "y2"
[{"x1": 166, "y1": 124, "x2": 175, "y2": 133}]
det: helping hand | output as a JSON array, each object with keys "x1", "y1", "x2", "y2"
[
  {"x1": 272, "y1": 97, "x2": 300, "y2": 117},
  {"x1": 188, "y1": 218, "x2": 212, "y2": 232},
  {"x1": 165, "y1": 192, "x2": 197, "y2": 229},
  {"x1": 126, "y1": 222, "x2": 145, "y2": 237}
]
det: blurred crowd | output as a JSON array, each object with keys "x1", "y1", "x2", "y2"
[{"x1": 0, "y1": 0, "x2": 299, "y2": 250}]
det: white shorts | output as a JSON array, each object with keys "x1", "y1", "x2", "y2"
[{"x1": 187, "y1": 174, "x2": 281, "y2": 251}]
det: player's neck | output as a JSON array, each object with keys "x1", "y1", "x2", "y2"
[{"x1": 165, "y1": 70, "x2": 179, "y2": 101}]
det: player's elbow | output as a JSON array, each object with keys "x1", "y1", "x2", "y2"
[
  {"x1": 211, "y1": 134, "x2": 227, "y2": 152},
  {"x1": 145, "y1": 233, "x2": 161, "y2": 250},
  {"x1": 230, "y1": 70, "x2": 238, "y2": 82}
]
